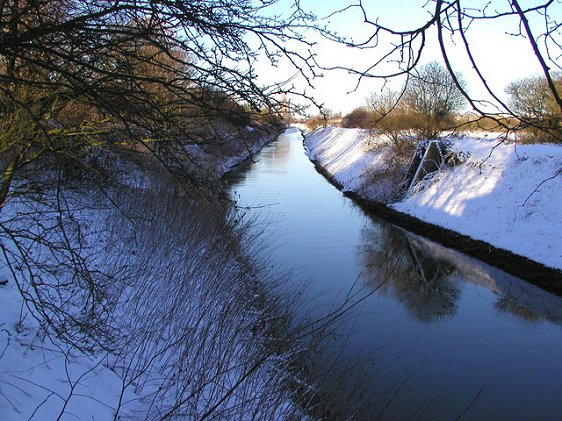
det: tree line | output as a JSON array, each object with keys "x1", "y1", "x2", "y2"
[
  {"x1": 311, "y1": 0, "x2": 562, "y2": 145},
  {"x1": 306, "y1": 61, "x2": 561, "y2": 145}
]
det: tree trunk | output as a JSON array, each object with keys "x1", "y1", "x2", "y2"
[{"x1": 0, "y1": 159, "x2": 17, "y2": 211}]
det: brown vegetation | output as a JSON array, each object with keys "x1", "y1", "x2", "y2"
[
  {"x1": 303, "y1": 109, "x2": 342, "y2": 130},
  {"x1": 0, "y1": 0, "x2": 316, "y2": 213},
  {"x1": 338, "y1": 62, "x2": 465, "y2": 144},
  {"x1": 341, "y1": 107, "x2": 372, "y2": 129},
  {"x1": 506, "y1": 74, "x2": 562, "y2": 143}
]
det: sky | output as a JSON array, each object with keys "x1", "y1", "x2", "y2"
[{"x1": 255, "y1": 0, "x2": 561, "y2": 115}]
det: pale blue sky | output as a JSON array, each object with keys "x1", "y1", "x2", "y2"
[{"x1": 256, "y1": 0, "x2": 559, "y2": 115}]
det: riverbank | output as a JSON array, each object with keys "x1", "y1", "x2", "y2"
[
  {"x1": 0, "y1": 127, "x2": 309, "y2": 420},
  {"x1": 117, "y1": 123, "x2": 282, "y2": 189},
  {"x1": 303, "y1": 127, "x2": 562, "y2": 293}
]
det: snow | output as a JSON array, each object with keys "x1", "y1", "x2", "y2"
[
  {"x1": 304, "y1": 127, "x2": 562, "y2": 271},
  {"x1": 0, "y1": 202, "x2": 144, "y2": 421},
  {"x1": 0, "y1": 129, "x2": 303, "y2": 419},
  {"x1": 304, "y1": 127, "x2": 379, "y2": 191},
  {"x1": 304, "y1": 127, "x2": 403, "y2": 202},
  {"x1": 186, "y1": 128, "x2": 278, "y2": 179},
  {"x1": 0, "y1": 275, "x2": 137, "y2": 420}
]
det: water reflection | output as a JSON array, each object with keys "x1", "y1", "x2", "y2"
[
  {"x1": 359, "y1": 219, "x2": 562, "y2": 326},
  {"x1": 410, "y1": 232, "x2": 562, "y2": 326},
  {"x1": 226, "y1": 130, "x2": 294, "y2": 187},
  {"x1": 495, "y1": 295, "x2": 541, "y2": 321},
  {"x1": 359, "y1": 221, "x2": 461, "y2": 322}
]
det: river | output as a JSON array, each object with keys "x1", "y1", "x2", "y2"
[{"x1": 228, "y1": 127, "x2": 562, "y2": 420}]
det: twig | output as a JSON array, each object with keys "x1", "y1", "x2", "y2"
[
  {"x1": 454, "y1": 385, "x2": 484, "y2": 420},
  {"x1": 522, "y1": 167, "x2": 561, "y2": 206}
]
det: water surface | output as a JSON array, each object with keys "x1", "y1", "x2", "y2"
[{"x1": 229, "y1": 128, "x2": 562, "y2": 420}]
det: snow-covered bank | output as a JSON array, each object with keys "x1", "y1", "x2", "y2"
[
  {"x1": 1, "y1": 129, "x2": 308, "y2": 419},
  {"x1": 186, "y1": 126, "x2": 280, "y2": 178},
  {"x1": 304, "y1": 127, "x2": 562, "y2": 271},
  {"x1": 303, "y1": 127, "x2": 407, "y2": 202}
]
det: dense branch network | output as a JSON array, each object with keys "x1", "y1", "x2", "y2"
[
  {"x1": 0, "y1": 0, "x2": 325, "y2": 206},
  {"x1": 0, "y1": 0, "x2": 325, "y2": 359}
]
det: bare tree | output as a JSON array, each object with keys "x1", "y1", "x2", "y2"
[
  {"x1": 366, "y1": 62, "x2": 465, "y2": 141},
  {"x1": 0, "y1": 0, "x2": 324, "y2": 397},
  {"x1": 1, "y1": 3, "x2": 376, "y2": 419},
  {"x1": 322, "y1": 0, "x2": 562, "y2": 141},
  {"x1": 367, "y1": 88, "x2": 411, "y2": 143},
  {"x1": 506, "y1": 73, "x2": 562, "y2": 142},
  {"x1": 403, "y1": 61, "x2": 466, "y2": 138},
  {"x1": 0, "y1": 0, "x2": 322, "y2": 350},
  {"x1": 0, "y1": 0, "x2": 322, "y2": 209}
]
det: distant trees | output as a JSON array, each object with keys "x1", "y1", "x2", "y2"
[
  {"x1": 366, "y1": 88, "x2": 409, "y2": 141},
  {"x1": 341, "y1": 107, "x2": 371, "y2": 128},
  {"x1": 303, "y1": 108, "x2": 341, "y2": 130},
  {"x1": 341, "y1": 62, "x2": 465, "y2": 140},
  {"x1": 506, "y1": 74, "x2": 562, "y2": 142},
  {"x1": 402, "y1": 61, "x2": 466, "y2": 138}
]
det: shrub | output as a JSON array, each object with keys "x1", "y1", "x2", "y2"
[
  {"x1": 304, "y1": 114, "x2": 328, "y2": 131},
  {"x1": 506, "y1": 74, "x2": 562, "y2": 143},
  {"x1": 341, "y1": 107, "x2": 373, "y2": 128}
]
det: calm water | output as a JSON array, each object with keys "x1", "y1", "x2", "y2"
[{"x1": 229, "y1": 128, "x2": 562, "y2": 420}]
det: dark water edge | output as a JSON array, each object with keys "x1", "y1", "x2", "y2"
[{"x1": 305, "y1": 151, "x2": 562, "y2": 296}]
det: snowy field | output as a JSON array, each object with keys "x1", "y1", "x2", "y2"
[{"x1": 304, "y1": 127, "x2": 562, "y2": 271}]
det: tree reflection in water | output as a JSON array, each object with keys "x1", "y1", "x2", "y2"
[
  {"x1": 495, "y1": 295, "x2": 542, "y2": 322},
  {"x1": 358, "y1": 217, "x2": 562, "y2": 326},
  {"x1": 358, "y1": 221, "x2": 461, "y2": 322}
]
